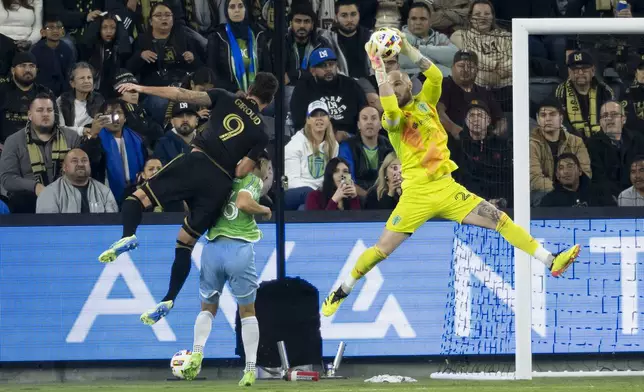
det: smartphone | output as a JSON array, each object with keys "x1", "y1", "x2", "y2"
[
  {"x1": 99, "y1": 113, "x2": 120, "y2": 124},
  {"x1": 341, "y1": 175, "x2": 353, "y2": 186}
]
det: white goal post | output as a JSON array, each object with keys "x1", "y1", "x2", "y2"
[{"x1": 432, "y1": 18, "x2": 644, "y2": 381}]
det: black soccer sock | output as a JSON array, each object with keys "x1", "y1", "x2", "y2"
[
  {"x1": 162, "y1": 241, "x2": 194, "y2": 302},
  {"x1": 121, "y1": 197, "x2": 145, "y2": 238}
]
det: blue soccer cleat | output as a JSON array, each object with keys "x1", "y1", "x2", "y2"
[
  {"x1": 98, "y1": 235, "x2": 139, "y2": 263},
  {"x1": 140, "y1": 300, "x2": 174, "y2": 325}
]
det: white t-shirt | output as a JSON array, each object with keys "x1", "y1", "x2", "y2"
[
  {"x1": 618, "y1": 186, "x2": 644, "y2": 207},
  {"x1": 0, "y1": 0, "x2": 43, "y2": 44},
  {"x1": 57, "y1": 97, "x2": 94, "y2": 136}
]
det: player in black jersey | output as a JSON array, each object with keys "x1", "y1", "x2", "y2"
[{"x1": 98, "y1": 72, "x2": 278, "y2": 325}]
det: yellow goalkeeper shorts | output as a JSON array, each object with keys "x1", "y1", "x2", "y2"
[{"x1": 385, "y1": 176, "x2": 482, "y2": 234}]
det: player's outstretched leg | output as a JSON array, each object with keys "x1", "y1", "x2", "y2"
[
  {"x1": 462, "y1": 201, "x2": 580, "y2": 277},
  {"x1": 98, "y1": 192, "x2": 149, "y2": 263},
  {"x1": 322, "y1": 230, "x2": 409, "y2": 317},
  {"x1": 238, "y1": 303, "x2": 259, "y2": 387},
  {"x1": 184, "y1": 307, "x2": 215, "y2": 381}
]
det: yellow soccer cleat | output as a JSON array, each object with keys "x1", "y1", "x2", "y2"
[
  {"x1": 550, "y1": 244, "x2": 580, "y2": 277},
  {"x1": 321, "y1": 287, "x2": 349, "y2": 317},
  {"x1": 183, "y1": 352, "x2": 203, "y2": 381},
  {"x1": 238, "y1": 370, "x2": 256, "y2": 387},
  {"x1": 98, "y1": 235, "x2": 139, "y2": 263}
]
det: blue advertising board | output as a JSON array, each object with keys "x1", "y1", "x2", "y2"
[{"x1": 0, "y1": 219, "x2": 642, "y2": 362}]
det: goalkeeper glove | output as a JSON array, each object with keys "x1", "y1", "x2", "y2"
[{"x1": 365, "y1": 41, "x2": 387, "y2": 86}]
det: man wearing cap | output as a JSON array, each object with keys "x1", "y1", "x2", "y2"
[
  {"x1": 115, "y1": 70, "x2": 165, "y2": 150},
  {"x1": 154, "y1": 102, "x2": 199, "y2": 165},
  {"x1": 529, "y1": 98, "x2": 591, "y2": 205},
  {"x1": 291, "y1": 47, "x2": 367, "y2": 138},
  {"x1": 438, "y1": 50, "x2": 506, "y2": 139},
  {"x1": 0, "y1": 52, "x2": 54, "y2": 148},
  {"x1": 555, "y1": 50, "x2": 615, "y2": 139},
  {"x1": 449, "y1": 100, "x2": 512, "y2": 204}
]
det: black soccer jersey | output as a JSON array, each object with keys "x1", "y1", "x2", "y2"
[{"x1": 192, "y1": 89, "x2": 269, "y2": 178}]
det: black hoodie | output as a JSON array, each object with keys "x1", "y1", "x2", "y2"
[
  {"x1": 540, "y1": 173, "x2": 616, "y2": 207},
  {"x1": 290, "y1": 72, "x2": 367, "y2": 134}
]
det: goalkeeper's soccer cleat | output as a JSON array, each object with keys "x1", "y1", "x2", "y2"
[
  {"x1": 550, "y1": 244, "x2": 580, "y2": 277},
  {"x1": 321, "y1": 287, "x2": 349, "y2": 317},
  {"x1": 98, "y1": 235, "x2": 139, "y2": 263},
  {"x1": 140, "y1": 300, "x2": 174, "y2": 325},
  {"x1": 238, "y1": 370, "x2": 256, "y2": 387},
  {"x1": 183, "y1": 352, "x2": 203, "y2": 381}
]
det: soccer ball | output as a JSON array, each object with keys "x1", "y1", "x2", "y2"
[
  {"x1": 170, "y1": 350, "x2": 197, "y2": 379},
  {"x1": 368, "y1": 28, "x2": 403, "y2": 60}
]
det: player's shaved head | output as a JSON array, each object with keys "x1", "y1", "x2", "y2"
[{"x1": 388, "y1": 71, "x2": 413, "y2": 107}]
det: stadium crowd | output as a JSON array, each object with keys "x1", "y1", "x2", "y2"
[{"x1": 1, "y1": 0, "x2": 644, "y2": 214}]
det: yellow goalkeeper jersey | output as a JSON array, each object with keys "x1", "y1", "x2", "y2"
[{"x1": 381, "y1": 64, "x2": 458, "y2": 189}]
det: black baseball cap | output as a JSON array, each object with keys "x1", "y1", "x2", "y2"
[
  {"x1": 567, "y1": 51, "x2": 594, "y2": 69},
  {"x1": 537, "y1": 97, "x2": 563, "y2": 113},
  {"x1": 172, "y1": 101, "x2": 199, "y2": 117},
  {"x1": 467, "y1": 99, "x2": 490, "y2": 116},
  {"x1": 453, "y1": 50, "x2": 478, "y2": 65}
]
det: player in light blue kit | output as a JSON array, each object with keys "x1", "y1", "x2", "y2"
[{"x1": 182, "y1": 153, "x2": 272, "y2": 386}]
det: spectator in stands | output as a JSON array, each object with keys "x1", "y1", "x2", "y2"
[
  {"x1": 622, "y1": 56, "x2": 644, "y2": 131},
  {"x1": 57, "y1": 62, "x2": 105, "y2": 136},
  {"x1": 0, "y1": 93, "x2": 91, "y2": 213},
  {"x1": 267, "y1": 2, "x2": 334, "y2": 88},
  {"x1": 422, "y1": 0, "x2": 470, "y2": 35},
  {"x1": 0, "y1": 0, "x2": 43, "y2": 51},
  {"x1": 450, "y1": 0, "x2": 512, "y2": 111},
  {"x1": 555, "y1": 51, "x2": 615, "y2": 139},
  {"x1": 207, "y1": 0, "x2": 268, "y2": 95},
  {"x1": 529, "y1": 98, "x2": 591, "y2": 205},
  {"x1": 437, "y1": 50, "x2": 506, "y2": 138},
  {"x1": 154, "y1": 101, "x2": 198, "y2": 165},
  {"x1": 163, "y1": 67, "x2": 215, "y2": 130},
  {"x1": 0, "y1": 34, "x2": 18, "y2": 78},
  {"x1": 399, "y1": 2, "x2": 457, "y2": 77},
  {"x1": 36, "y1": 148, "x2": 118, "y2": 213},
  {"x1": 365, "y1": 151, "x2": 401, "y2": 210},
  {"x1": 618, "y1": 156, "x2": 644, "y2": 206},
  {"x1": 0, "y1": 52, "x2": 54, "y2": 145},
  {"x1": 124, "y1": 156, "x2": 183, "y2": 212},
  {"x1": 329, "y1": 0, "x2": 371, "y2": 79},
  {"x1": 114, "y1": 70, "x2": 164, "y2": 150},
  {"x1": 80, "y1": 13, "x2": 132, "y2": 98},
  {"x1": 45, "y1": 0, "x2": 104, "y2": 43},
  {"x1": 291, "y1": 47, "x2": 368, "y2": 139},
  {"x1": 31, "y1": 16, "x2": 76, "y2": 97},
  {"x1": 82, "y1": 99, "x2": 146, "y2": 205},
  {"x1": 588, "y1": 100, "x2": 644, "y2": 199},
  {"x1": 450, "y1": 100, "x2": 512, "y2": 204},
  {"x1": 540, "y1": 153, "x2": 615, "y2": 207},
  {"x1": 127, "y1": 3, "x2": 199, "y2": 124},
  {"x1": 338, "y1": 106, "x2": 392, "y2": 197},
  {"x1": 305, "y1": 157, "x2": 361, "y2": 211},
  {"x1": 284, "y1": 100, "x2": 339, "y2": 210}
]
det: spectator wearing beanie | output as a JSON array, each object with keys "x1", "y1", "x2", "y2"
[
  {"x1": 290, "y1": 47, "x2": 367, "y2": 138},
  {"x1": 206, "y1": 0, "x2": 268, "y2": 95},
  {"x1": 114, "y1": 70, "x2": 164, "y2": 150},
  {"x1": 0, "y1": 52, "x2": 54, "y2": 144}
]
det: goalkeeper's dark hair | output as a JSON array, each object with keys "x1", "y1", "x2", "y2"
[
  {"x1": 335, "y1": 0, "x2": 358, "y2": 14},
  {"x1": 248, "y1": 72, "x2": 278, "y2": 105},
  {"x1": 409, "y1": 1, "x2": 431, "y2": 15}
]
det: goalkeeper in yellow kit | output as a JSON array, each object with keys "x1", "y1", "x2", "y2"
[{"x1": 322, "y1": 34, "x2": 581, "y2": 317}]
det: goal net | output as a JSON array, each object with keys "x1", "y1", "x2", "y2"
[{"x1": 432, "y1": 17, "x2": 644, "y2": 381}]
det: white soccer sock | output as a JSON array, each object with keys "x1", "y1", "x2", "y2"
[
  {"x1": 241, "y1": 316, "x2": 259, "y2": 372},
  {"x1": 533, "y1": 245, "x2": 554, "y2": 268},
  {"x1": 192, "y1": 311, "x2": 213, "y2": 354},
  {"x1": 341, "y1": 275, "x2": 358, "y2": 293}
]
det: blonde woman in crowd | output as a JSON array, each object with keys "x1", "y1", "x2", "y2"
[
  {"x1": 284, "y1": 100, "x2": 339, "y2": 210},
  {"x1": 365, "y1": 152, "x2": 402, "y2": 210}
]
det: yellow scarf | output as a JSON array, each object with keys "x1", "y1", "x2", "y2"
[
  {"x1": 26, "y1": 128, "x2": 69, "y2": 185},
  {"x1": 559, "y1": 80, "x2": 600, "y2": 138}
]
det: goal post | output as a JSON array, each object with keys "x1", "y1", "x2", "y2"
[
  {"x1": 432, "y1": 17, "x2": 644, "y2": 382},
  {"x1": 512, "y1": 17, "x2": 644, "y2": 381}
]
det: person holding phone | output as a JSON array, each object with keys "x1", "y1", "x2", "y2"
[
  {"x1": 365, "y1": 152, "x2": 402, "y2": 210},
  {"x1": 305, "y1": 157, "x2": 361, "y2": 210}
]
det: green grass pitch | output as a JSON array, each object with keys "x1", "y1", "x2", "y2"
[{"x1": 2, "y1": 377, "x2": 644, "y2": 392}]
